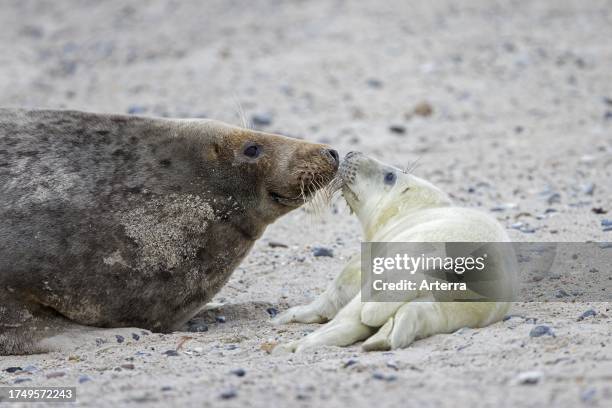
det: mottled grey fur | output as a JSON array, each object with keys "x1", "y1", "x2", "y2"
[{"x1": 0, "y1": 109, "x2": 336, "y2": 355}]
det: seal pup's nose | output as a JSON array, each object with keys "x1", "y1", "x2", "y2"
[{"x1": 322, "y1": 148, "x2": 340, "y2": 168}]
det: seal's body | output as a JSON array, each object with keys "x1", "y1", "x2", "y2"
[
  {"x1": 0, "y1": 109, "x2": 338, "y2": 355},
  {"x1": 274, "y1": 152, "x2": 517, "y2": 351}
]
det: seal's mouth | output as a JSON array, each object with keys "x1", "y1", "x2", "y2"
[{"x1": 268, "y1": 190, "x2": 307, "y2": 207}]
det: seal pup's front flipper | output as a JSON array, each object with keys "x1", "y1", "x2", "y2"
[{"x1": 272, "y1": 254, "x2": 361, "y2": 325}]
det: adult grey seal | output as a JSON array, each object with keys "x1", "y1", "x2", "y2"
[{"x1": 0, "y1": 109, "x2": 338, "y2": 355}]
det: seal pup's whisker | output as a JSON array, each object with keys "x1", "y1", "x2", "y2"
[{"x1": 404, "y1": 156, "x2": 422, "y2": 174}]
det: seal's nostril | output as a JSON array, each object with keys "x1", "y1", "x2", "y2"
[{"x1": 326, "y1": 149, "x2": 339, "y2": 166}]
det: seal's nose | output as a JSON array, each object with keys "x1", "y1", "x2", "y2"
[{"x1": 323, "y1": 148, "x2": 339, "y2": 168}]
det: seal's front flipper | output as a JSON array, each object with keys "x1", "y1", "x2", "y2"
[
  {"x1": 278, "y1": 295, "x2": 374, "y2": 351},
  {"x1": 272, "y1": 303, "x2": 329, "y2": 325},
  {"x1": 273, "y1": 254, "x2": 362, "y2": 326}
]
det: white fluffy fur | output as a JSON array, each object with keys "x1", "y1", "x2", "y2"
[{"x1": 273, "y1": 153, "x2": 517, "y2": 352}]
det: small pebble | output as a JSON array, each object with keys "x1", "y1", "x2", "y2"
[
  {"x1": 546, "y1": 193, "x2": 561, "y2": 205},
  {"x1": 592, "y1": 207, "x2": 607, "y2": 214},
  {"x1": 5, "y1": 367, "x2": 22, "y2": 373},
  {"x1": 132, "y1": 333, "x2": 140, "y2": 341},
  {"x1": 389, "y1": 125, "x2": 406, "y2": 134},
  {"x1": 251, "y1": 113, "x2": 272, "y2": 127},
  {"x1": 372, "y1": 372, "x2": 397, "y2": 382},
  {"x1": 604, "y1": 111, "x2": 612, "y2": 120},
  {"x1": 268, "y1": 241, "x2": 288, "y2": 248},
  {"x1": 127, "y1": 105, "x2": 146, "y2": 115},
  {"x1": 580, "y1": 388, "x2": 597, "y2": 403},
  {"x1": 220, "y1": 389, "x2": 238, "y2": 400},
  {"x1": 386, "y1": 360, "x2": 399, "y2": 370},
  {"x1": 266, "y1": 307, "x2": 279, "y2": 317},
  {"x1": 414, "y1": 101, "x2": 433, "y2": 117},
  {"x1": 312, "y1": 246, "x2": 334, "y2": 257},
  {"x1": 366, "y1": 78, "x2": 383, "y2": 88},
  {"x1": 121, "y1": 363, "x2": 135, "y2": 370},
  {"x1": 577, "y1": 309, "x2": 597, "y2": 321},
  {"x1": 555, "y1": 289, "x2": 570, "y2": 298},
  {"x1": 46, "y1": 371, "x2": 66, "y2": 379},
  {"x1": 512, "y1": 223, "x2": 536, "y2": 233},
  {"x1": 189, "y1": 323, "x2": 209, "y2": 332},
  {"x1": 115, "y1": 335, "x2": 125, "y2": 343},
  {"x1": 343, "y1": 358, "x2": 358, "y2": 368},
  {"x1": 230, "y1": 368, "x2": 246, "y2": 377},
  {"x1": 601, "y1": 219, "x2": 612, "y2": 227},
  {"x1": 514, "y1": 370, "x2": 543, "y2": 385},
  {"x1": 215, "y1": 316, "x2": 226, "y2": 323},
  {"x1": 78, "y1": 375, "x2": 92, "y2": 384},
  {"x1": 530, "y1": 325, "x2": 555, "y2": 338},
  {"x1": 163, "y1": 350, "x2": 180, "y2": 357},
  {"x1": 582, "y1": 183, "x2": 595, "y2": 195},
  {"x1": 161, "y1": 386, "x2": 173, "y2": 392},
  {"x1": 490, "y1": 203, "x2": 517, "y2": 212},
  {"x1": 14, "y1": 378, "x2": 31, "y2": 384}
]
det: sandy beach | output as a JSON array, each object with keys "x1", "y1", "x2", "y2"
[{"x1": 1, "y1": 0, "x2": 611, "y2": 406}]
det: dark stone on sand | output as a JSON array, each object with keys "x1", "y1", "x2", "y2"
[
  {"x1": 220, "y1": 389, "x2": 238, "y2": 399},
  {"x1": 127, "y1": 105, "x2": 147, "y2": 115},
  {"x1": 529, "y1": 325, "x2": 555, "y2": 338},
  {"x1": 366, "y1": 78, "x2": 383, "y2": 88},
  {"x1": 577, "y1": 309, "x2": 597, "y2": 321},
  {"x1": 230, "y1": 368, "x2": 246, "y2": 377},
  {"x1": 251, "y1": 113, "x2": 273, "y2": 127},
  {"x1": 389, "y1": 125, "x2": 406, "y2": 134},
  {"x1": 312, "y1": 246, "x2": 334, "y2": 257}
]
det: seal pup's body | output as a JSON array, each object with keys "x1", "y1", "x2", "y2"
[
  {"x1": 0, "y1": 109, "x2": 338, "y2": 355},
  {"x1": 274, "y1": 152, "x2": 517, "y2": 351}
]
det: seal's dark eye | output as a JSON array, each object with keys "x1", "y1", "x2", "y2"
[
  {"x1": 384, "y1": 171, "x2": 396, "y2": 185},
  {"x1": 243, "y1": 144, "x2": 262, "y2": 158}
]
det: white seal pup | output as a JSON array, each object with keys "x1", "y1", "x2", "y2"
[{"x1": 274, "y1": 151, "x2": 518, "y2": 351}]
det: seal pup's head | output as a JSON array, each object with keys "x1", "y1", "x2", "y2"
[
  {"x1": 173, "y1": 119, "x2": 338, "y2": 236},
  {"x1": 338, "y1": 151, "x2": 451, "y2": 238}
]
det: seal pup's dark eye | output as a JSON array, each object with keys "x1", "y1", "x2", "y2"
[
  {"x1": 243, "y1": 144, "x2": 262, "y2": 158},
  {"x1": 384, "y1": 171, "x2": 396, "y2": 185}
]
